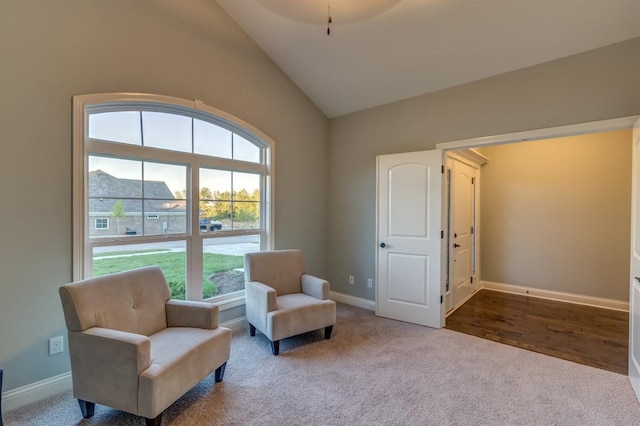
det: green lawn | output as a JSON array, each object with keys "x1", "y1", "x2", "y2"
[{"x1": 93, "y1": 251, "x2": 244, "y2": 299}]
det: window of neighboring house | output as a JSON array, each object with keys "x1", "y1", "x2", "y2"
[
  {"x1": 73, "y1": 94, "x2": 273, "y2": 304},
  {"x1": 95, "y1": 218, "x2": 109, "y2": 229}
]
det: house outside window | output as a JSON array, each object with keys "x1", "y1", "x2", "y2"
[{"x1": 73, "y1": 94, "x2": 274, "y2": 303}]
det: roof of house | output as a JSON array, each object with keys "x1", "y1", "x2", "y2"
[{"x1": 88, "y1": 170, "x2": 185, "y2": 214}]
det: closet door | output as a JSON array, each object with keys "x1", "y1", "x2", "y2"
[{"x1": 450, "y1": 159, "x2": 478, "y2": 309}]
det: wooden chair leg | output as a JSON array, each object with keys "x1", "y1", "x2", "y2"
[
  {"x1": 145, "y1": 413, "x2": 162, "y2": 426},
  {"x1": 78, "y1": 399, "x2": 95, "y2": 418},
  {"x1": 249, "y1": 323, "x2": 256, "y2": 337},
  {"x1": 215, "y1": 361, "x2": 227, "y2": 382},
  {"x1": 325, "y1": 325, "x2": 334, "y2": 339},
  {"x1": 271, "y1": 340, "x2": 280, "y2": 356}
]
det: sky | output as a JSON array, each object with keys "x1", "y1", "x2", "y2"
[{"x1": 88, "y1": 111, "x2": 261, "y2": 194}]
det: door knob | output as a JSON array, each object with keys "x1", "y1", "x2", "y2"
[
  {"x1": 453, "y1": 243, "x2": 461, "y2": 248},
  {"x1": 380, "y1": 242, "x2": 388, "y2": 248}
]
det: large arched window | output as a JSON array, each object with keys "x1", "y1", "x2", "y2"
[{"x1": 73, "y1": 94, "x2": 273, "y2": 304}]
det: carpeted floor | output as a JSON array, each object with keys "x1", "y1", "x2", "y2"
[{"x1": 5, "y1": 303, "x2": 640, "y2": 425}]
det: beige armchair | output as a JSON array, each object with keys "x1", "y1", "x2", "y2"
[
  {"x1": 59, "y1": 266, "x2": 232, "y2": 426},
  {"x1": 244, "y1": 249, "x2": 336, "y2": 355}
]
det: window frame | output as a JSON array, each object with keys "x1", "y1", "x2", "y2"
[{"x1": 73, "y1": 93, "x2": 274, "y2": 305}]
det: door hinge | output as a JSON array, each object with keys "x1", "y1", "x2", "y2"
[
  {"x1": 471, "y1": 226, "x2": 474, "y2": 234},
  {"x1": 441, "y1": 165, "x2": 444, "y2": 174},
  {"x1": 441, "y1": 230, "x2": 444, "y2": 239},
  {"x1": 470, "y1": 277, "x2": 474, "y2": 284},
  {"x1": 440, "y1": 295, "x2": 443, "y2": 304},
  {"x1": 472, "y1": 177, "x2": 475, "y2": 185}
]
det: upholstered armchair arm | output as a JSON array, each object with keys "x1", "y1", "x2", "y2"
[
  {"x1": 166, "y1": 300, "x2": 219, "y2": 329},
  {"x1": 245, "y1": 281, "x2": 277, "y2": 333},
  {"x1": 246, "y1": 281, "x2": 277, "y2": 311},
  {"x1": 68, "y1": 328, "x2": 151, "y2": 414},
  {"x1": 301, "y1": 274, "x2": 330, "y2": 300}
]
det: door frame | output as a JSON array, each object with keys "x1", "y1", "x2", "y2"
[{"x1": 435, "y1": 115, "x2": 640, "y2": 385}]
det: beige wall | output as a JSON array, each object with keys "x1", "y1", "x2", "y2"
[
  {"x1": 0, "y1": 0, "x2": 328, "y2": 390},
  {"x1": 478, "y1": 130, "x2": 632, "y2": 300},
  {"x1": 328, "y1": 37, "x2": 640, "y2": 299}
]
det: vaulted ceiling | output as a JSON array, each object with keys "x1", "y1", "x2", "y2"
[{"x1": 217, "y1": 0, "x2": 640, "y2": 118}]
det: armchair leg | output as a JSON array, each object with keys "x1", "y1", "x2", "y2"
[
  {"x1": 78, "y1": 399, "x2": 95, "y2": 418},
  {"x1": 145, "y1": 413, "x2": 162, "y2": 426},
  {"x1": 249, "y1": 323, "x2": 256, "y2": 337},
  {"x1": 271, "y1": 340, "x2": 280, "y2": 356},
  {"x1": 325, "y1": 325, "x2": 334, "y2": 339},
  {"x1": 215, "y1": 362, "x2": 227, "y2": 382}
]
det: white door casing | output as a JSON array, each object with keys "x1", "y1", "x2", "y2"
[
  {"x1": 630, "y1": 117, "x2": 640, "y2": 400},
  {"x1": 375, "y1": 150, "x2": 444, "y2": 328}
]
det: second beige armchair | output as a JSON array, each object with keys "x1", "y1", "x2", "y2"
[{"x1": 244, "y1": 249, "x2": 336, "y2": 355}]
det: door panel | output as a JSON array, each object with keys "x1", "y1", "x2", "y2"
[
  {"x1": 376, "y1": 150, "x2": 443, "y2": 328},
  {"x1": 388, "y1": 163, "x2": 428, "y2": 237},
  {"x1": 630, "y1": 118, "x2": 640, "y2": 399},
  {"x1": 388, "y1": 253, "x2": 428, "y2": 304}
]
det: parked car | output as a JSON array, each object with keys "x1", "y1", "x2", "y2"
[{"x1": 199, "y1": 219, "x2": 222, "y2": 231}]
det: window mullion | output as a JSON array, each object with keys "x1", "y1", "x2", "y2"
[{"x1": 187, "y1": 164, "x2": 203, "y2": 301}]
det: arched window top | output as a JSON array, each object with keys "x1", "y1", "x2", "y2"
[{"x1": 86, "y1": 100, "x2": 267, "y2": 163}]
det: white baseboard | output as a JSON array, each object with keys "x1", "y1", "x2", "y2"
[
  {"x1": 331, "y1": 291, "x2": 375, "y2": 311},
  {"x1": 481, "y1": 280, "x2": 629, "y2": 312},
  {"x1": 2, "y1": 371, "x2": 72, "y2": 412},
  {"x1": 221, "y1": 316, "x2": 248, "y2": 334}
]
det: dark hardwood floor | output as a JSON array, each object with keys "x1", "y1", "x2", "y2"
[{"x1": 445, "y1": 289, "x2": 629, "y2": 374}]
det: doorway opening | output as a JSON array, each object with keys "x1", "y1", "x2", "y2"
[{"x1": 439, "y1": 120, "x2": 636, "y2": 374}]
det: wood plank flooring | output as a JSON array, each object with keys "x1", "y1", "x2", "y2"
[{"x1": 445, "y1": 289, "x2": 629, "y2": 374}]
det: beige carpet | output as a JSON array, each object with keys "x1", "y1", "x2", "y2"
[{"x1": 5, "y1": 303, "x2": 640, "y2": 425}]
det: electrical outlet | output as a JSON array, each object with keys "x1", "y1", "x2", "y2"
[
  {"x1": 49, "y1": 336, "x2": 64, "y2": 355},
  {"x1": 367, "y1": 278, "x2": 373, "y2": 288},
  {"x1": 349, "y1": 275, "x2": 355, "y2": 285}
]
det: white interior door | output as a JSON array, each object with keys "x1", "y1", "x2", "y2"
[
  {"x1": 376, "y1": 150, "x2": 444, "y2": 328},
  {"x1": 630, "y1": 118, "x2": 640, "y2": 399},
  {"x1": 451, "y1": 159, "x2": 478, "y2": 309}
]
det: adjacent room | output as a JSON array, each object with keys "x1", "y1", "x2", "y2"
[
  {"x1": 1, "y1": 0, "x2": 639, "y2": 424},
  {"x1": 444, "y1": 129, "x2": 631, "y2": 374}
]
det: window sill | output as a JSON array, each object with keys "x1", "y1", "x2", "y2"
[{"x1": 207, "y1": 294, "x2": 245, "y2": 311}]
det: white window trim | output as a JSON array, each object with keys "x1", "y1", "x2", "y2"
[{"x1": 72, "y1": 93, "x2": 275, "y2": 301}]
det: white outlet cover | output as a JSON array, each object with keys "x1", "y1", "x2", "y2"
[{"x1": 49, "y1": 336, "x2": 64, "y2": 355}]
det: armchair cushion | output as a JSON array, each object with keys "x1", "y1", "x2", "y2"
[
  {"x1": 268, "y1": 293, "x2": 336, "y2": 342},
  {"x1": 139, "y1": 326, "x2": 231, "y2": 419}
]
